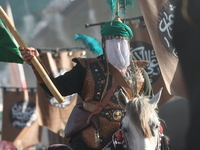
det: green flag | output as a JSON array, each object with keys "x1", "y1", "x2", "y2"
[{"x1": 0, "y1": 19, "x2": 23, "y2": 64}]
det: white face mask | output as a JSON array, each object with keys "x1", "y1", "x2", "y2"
[{"x1": 105, "y1": 38, "x2": 130, "y2": 72}]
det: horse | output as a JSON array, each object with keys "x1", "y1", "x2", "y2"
[
  {"x1": 112, "y1": 88, "x2": 170, "y2": 150},
  {"x1": 47, "y1": 89, "x2": 169, "y2": 150}
]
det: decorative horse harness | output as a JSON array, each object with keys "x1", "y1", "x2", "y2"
[{"x1": 107, "y1": 121, "x2": 166, "y2": 150}]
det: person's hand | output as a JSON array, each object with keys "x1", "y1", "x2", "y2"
[{"x1": 19, "y1": 47, "x2": 39, "y2": 65}]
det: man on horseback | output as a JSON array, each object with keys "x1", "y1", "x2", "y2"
[{"x1": 19, "y1": 1, "x2": 153, "y2": 150}]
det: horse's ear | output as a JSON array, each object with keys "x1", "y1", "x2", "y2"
[
  {"x1": 149, "y1": 87, "x2": 163, "y2": 108},
  {"x1": 115, "y1": 89, "x2": 129, "y2": 109}
]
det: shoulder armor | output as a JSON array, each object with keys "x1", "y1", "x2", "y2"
[{"x1": 133, "y1": 60, "x2": 149, "y2": 69}]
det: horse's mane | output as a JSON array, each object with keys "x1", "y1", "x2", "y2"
[{"x1": 126, "y1": 95, "x2": 159, "y2": 138}]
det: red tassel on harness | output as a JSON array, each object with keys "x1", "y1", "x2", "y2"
[
  {"x1": 159, "y1": 125, "x2": 163, "y2": 134},
  {"x1": 116, "y1": 131, "x2": 123, "y2": 141}
]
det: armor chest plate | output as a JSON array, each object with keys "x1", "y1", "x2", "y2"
[{"x1": 77, "y1": 58, "x2": 147, "y2": 148}]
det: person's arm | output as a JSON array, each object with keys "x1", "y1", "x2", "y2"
[
  {"x1": 40, "y1": 62, "x2": 86, "y2": 97},
  {"x1": 142, "y1": 69, "x2": 154, "y2": 98},
  {"x1": 19, "y1": 47, "x2": 86, "y2": 97}
]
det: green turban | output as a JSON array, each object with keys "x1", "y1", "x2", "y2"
[{"x1": 101, "y1": 20, "x2": 133, "y2": 39}]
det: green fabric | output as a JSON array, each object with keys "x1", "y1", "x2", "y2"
[
  {"x1": 0, "y1": 19, "x2": 24, "y2": 64},
  {"x1": 101, "y1": 20, "x2": 133, "y2": 39}
]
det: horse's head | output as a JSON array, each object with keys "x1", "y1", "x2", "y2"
[{"x1": 116, "y1": 88, "x2": 163, "y2": 150}]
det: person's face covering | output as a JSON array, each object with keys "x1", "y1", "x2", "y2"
[{"x1": 105, "y1": 38, "x2": 130, "y2": 72}]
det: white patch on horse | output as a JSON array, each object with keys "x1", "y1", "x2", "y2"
[{"x1": 116, "y1": 88, "x2": 163, "y2": 150}]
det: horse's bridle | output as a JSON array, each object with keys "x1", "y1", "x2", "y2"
[
  {"x1": 112, "y1": 117, "x2": 163, "y2": 150},
  {"x1": 102, "y1": 112, "x2": 166, "y2": 150},
  {"x1": 155, "y1": 124, "x2": 164, "y2": 150}
]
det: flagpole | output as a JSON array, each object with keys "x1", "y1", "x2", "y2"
[
  {"x1": 0, "y1": 6, "x2": 65, "y2": 104},
  {"x1": 5, "y1": 0, "x2": 28, "y2": 92}
]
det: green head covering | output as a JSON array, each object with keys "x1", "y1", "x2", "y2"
[{"x1": 101, "y1": 20, "x2": 133, "y2": 39}]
